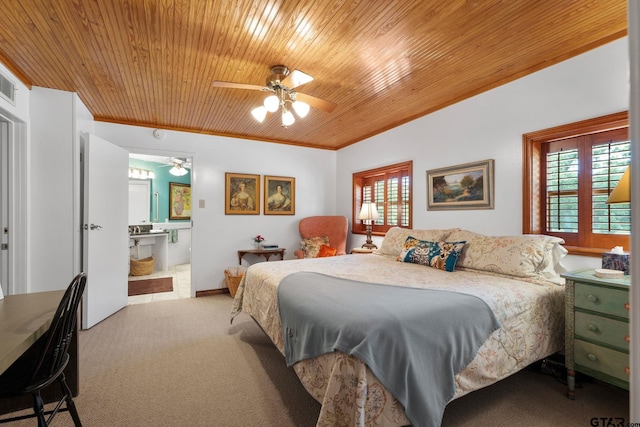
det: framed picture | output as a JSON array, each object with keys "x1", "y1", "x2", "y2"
[
  {"x1": 169, "y1": 182, "x2": 191, "y2": 220},
  {"x1": 426, "y1": 159, "x2": 494, "y2": 210},
  {"x1": 264, "y1": 175, "x2": 295, "y2": 215},
  {"x1": 225, "y1": 173, "x2": 260, "y2": 215}
]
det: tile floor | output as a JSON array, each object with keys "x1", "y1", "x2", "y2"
[{"x1": 127, "y1": 263, "x2": 191, "y2": 305}]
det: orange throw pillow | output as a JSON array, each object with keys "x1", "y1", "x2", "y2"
[{"x1": 317, "y1": 244, "x2": 337, "y2": 257}]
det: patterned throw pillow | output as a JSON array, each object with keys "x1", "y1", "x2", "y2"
[
  {"x1": 398, "y1": 236, "x2": 466, "y2": 272},
  {"x1": 300, "y1": 236, "x2": 330, "y2": 258},
  {"x1": 317, "y1": 244, "x2": 338, "y2": 257}
]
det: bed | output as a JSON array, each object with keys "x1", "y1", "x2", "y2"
[{"x1": 230, "y1": 227, "x2": 567, "y2": 427}]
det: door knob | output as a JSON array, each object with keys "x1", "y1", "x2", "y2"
[{"x1": 89, "y1": 224, "x2": 103, "y2": 230}]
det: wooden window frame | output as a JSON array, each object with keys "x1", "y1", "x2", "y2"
[
  {"x1": 523, "y1": 111, "x2": 629, "y2": 257},
  {"x1": 353, "y1": 161, "x2": 413, "y2": 236}
]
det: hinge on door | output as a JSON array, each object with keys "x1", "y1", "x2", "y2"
[{"x1": 1, "y1": 243, "x2": 8, "y2": 250}]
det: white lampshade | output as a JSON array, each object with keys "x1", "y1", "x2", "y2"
[
  {"x1": 292, "y1": 101, "x2": 310, "y2": 118},
  {"x1": 251, "y1": 106, "x2": 267, "y2": 122},
  {"x1": 607, "y1": 166, "x2": 631, "y2": 204},
  {"x1": 282, "y1": 109, "x2": 295, "y2": 126},
  {"x1": 358, "y1": 202, "x2": 380, "y2": 221},
  {"x1": 170, "y1": 165, "x2": 188, "y2": 176},
  {"x1": 263, "y1": 95, "x2": 280, "y2": 112}
]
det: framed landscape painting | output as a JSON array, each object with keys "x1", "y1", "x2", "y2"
[
  {"x1": 426, "y1": 159, "x2": 494, "y2": 210},
  {"x1": 264, "y1": 175, "x2": 295, "y2": 215},
  {"x1": 225, "y1": 173, "x2": 260, "y2": 215}
]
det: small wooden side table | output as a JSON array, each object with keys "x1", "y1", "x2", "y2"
[{"x1": 238, "y1": 248, "x2": 286, "y2": 264}]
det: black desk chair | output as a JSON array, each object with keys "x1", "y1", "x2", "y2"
[{"x1": 0, "y1": 272, "x2": 87, "y2": 426}]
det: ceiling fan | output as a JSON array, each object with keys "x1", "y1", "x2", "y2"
[
  {"x1": 159, "y1": 157, "x2": 191, "y2": 176},
  {"x1": 213, "y1": 65, "x2": 337, "y2": 127}
]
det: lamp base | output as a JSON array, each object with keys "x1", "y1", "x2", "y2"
[{"x1": 361, "y1": 225, "x2": 377, "y2": 250}]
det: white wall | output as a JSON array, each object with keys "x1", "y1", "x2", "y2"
[
  {"x1": 337, "y1": 38, "x2": 630, "y2": 272},
  {"x1": 94, "y1": 122, "x2": 337, "y2": 292}
]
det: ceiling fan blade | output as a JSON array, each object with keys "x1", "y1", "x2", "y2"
[
  {"x1": 213, "y1": 81, "x2": 266, "y2": 91},
  {"x1": 282, "y1": 69, "x2": 313, "y2": 89},
  {"x1": 294, "y1": 92, "x2": 337, "y2": 113}
]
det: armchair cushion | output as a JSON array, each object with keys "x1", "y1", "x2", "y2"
[
  {"x1": 300, "y1": 236, "x2": 330, "y2": 258},
  {"x1": 294, "y1": 216, "x2": 349, "y2": 258},
  {"x1": 317, "y1": 244, "x2": 338, "y2": 257}
]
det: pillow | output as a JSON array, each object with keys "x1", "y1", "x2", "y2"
[
  {"x1": 377, "y1": 227, "x2": 458, "y2": 258},
  {"x1": 398, "y1": 236, "x2": 466, "y2": 272},
  {"x1": 317, "y1": 244, "x2": 338, "y2": 257},
  {"x1": 300, "y1": 236, "x2": 330, "y2": 258},
  {"x1": 447, "y1": 229, "x2": 567, "y2": 284}
]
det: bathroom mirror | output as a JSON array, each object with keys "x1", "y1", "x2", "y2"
[{"x1": 129, "y1": 180, "x2": 150, "y2": 224}]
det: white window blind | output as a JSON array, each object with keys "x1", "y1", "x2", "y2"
[
  {"x1": 546, "y1": 149, "x2": 579, "y2": 233},
  {"x1": 592, "y1": 141, "x2": 631, "y2": 234}
]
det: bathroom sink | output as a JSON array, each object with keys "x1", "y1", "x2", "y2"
[{"x1": 149, "y1": 229, "x2": 166, "y2": 233}]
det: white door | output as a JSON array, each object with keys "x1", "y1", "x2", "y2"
[{"x1": 82, "y1": 134, "x2": 129, "y2": 328}]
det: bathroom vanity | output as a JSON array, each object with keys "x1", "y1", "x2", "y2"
[{"x1": 129, "y1": 229, "x2": 169, "y2": 273}]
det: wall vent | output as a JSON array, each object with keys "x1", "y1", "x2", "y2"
[{"x1": 0, "y1": 72, "x2": 16, "y2": 106}]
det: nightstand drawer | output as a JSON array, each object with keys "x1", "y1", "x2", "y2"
[
  {"x1": 574, "y1": 283, "x2": 629, "y2": 319},
  {"x1": 574, "y1": 340, "x2": 630, "y2": 384},
  {"x1": 574, "y1": 312, "x2": 629, "y2": 351}
]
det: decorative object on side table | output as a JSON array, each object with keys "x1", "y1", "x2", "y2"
[
  {"x1": 351, "y1": 248, "x2": 375, "y2": 254},
  {"x1": 562, "y1": 268, "x2": 630, "y2": 400},
  {"x1": 358, "y1": 201, "x2": 379, "y2": 249},
  {"x1": 254, "y1": 234, "x2": 265, "y2": 250}
]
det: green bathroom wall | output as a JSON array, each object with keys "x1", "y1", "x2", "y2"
[{"x1": 128, "y1": 158, "x2": 191, "y2": 223}]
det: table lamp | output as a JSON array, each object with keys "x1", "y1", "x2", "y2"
[
  {"x1": 603, "y1": 165, "x2": 631, "y2": 275},
  {"x1": 358, "y1": 202, "x2": 380, "y2": 249},
  {"x1": 607, "y1": 165, "x2": 630, "y2": 204}
]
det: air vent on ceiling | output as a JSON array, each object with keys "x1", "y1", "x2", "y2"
[{"x1": 0, "y1": 72, "x2": 16, "y2": 106}]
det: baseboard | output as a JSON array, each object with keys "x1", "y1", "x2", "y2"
[{"x1": 196, "y1": 288, "x2": 230, "y2": 297}]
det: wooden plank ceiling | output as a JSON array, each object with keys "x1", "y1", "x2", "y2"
[{"x1": 0, "y1": 1, "x2": 628, "y2": 150}]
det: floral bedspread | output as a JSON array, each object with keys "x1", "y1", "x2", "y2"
[{"x1": 230, "y1": 254, "x2": 564, "y2": 427}]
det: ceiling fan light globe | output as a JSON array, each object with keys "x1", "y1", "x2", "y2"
[
  {"x1": 170, "y1": 166, "x2": 188, "y2": 176},
  {"x1": 251, "y1": 106, "x2": 267, "y2": 122},
  {"x1": 263, "y1": 95, "x2": 279, "y2": 112},
  {"x1": 292, "y1": 101, "x2": 310, "y2": 118},
  {"x1": 282, "y1": 110, "x2": 295, "y2": 126}
]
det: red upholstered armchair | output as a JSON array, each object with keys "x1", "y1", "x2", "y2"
[{"x1": 293, "y1": 216, "x2": 349, "y2": 259}]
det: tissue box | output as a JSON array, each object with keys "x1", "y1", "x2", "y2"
[{"x1": 601, "y1": 252, "x2": 630, "y2": 275}]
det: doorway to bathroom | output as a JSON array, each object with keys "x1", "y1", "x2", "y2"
[{"x1": 127, "y1": 153, "x2": 192, "y2": 305}]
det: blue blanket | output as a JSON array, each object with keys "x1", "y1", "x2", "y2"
[{"x1": 278, "y1": 272, "x2": 501, "y2": 427}]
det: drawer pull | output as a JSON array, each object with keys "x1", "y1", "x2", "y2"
[
  {"x1": 625, "y1": 367, "x2": 630, "y2": 375},
  {"x1": 587, "y1": 324, "x2": 599, "y2": 332},
  {"x1": 587, "y1": 353, "x2": 598, "y2": 362},
  {"x1": 625, "y1": 335, "x2": 631, "y2": 343},
  {"x1": 625, "y1": 303, "x2": 630, "y2": 312},
  {"x1": 587, "y1": 294, "x2": 599, "y2": 303}
]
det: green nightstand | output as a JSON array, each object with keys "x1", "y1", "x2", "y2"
[{"x1": 562, "y1": 268, "x2": 631, "y2": 399}]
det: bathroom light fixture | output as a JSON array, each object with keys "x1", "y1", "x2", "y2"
[
  {"x1": 358, "y1": 201, "x2": 380, "y2": 249},
  {"x1": 128, "y1": 168, "x2": 155, "y2": 180}
]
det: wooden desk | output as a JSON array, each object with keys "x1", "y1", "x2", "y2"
[
  {"x1": 0, "y1": 290, "x2": 78, "y2": 413},
  {"x1": 238, "y1": 248, "x2": 286, "y2": 264}
]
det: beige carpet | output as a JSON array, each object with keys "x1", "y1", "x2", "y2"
[{"x1": 4, "y1": 295, "x2": 629, "y2": 426}]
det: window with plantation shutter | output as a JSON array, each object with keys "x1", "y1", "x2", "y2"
[
  {"x1": 524, "y1": 112, "x2": 630, "y2": 256},
  {"x1": 353, "y1": 161, "x2": 412, "y2": 235}
]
